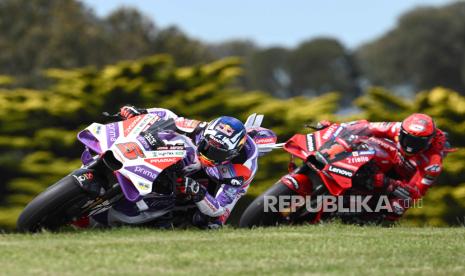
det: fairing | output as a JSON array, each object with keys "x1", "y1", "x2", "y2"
[
  {"x1": 77, "y1": 114, "x2": 188, "y2": 202},
  {"x1": 282, "y1": 124, "x2": 395, "y2": 196}
]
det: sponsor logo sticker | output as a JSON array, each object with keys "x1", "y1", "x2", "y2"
[
  {"x1": 73, "y1": 172, "x2": 94, "y2": 184},
  {"x1": 354, "y1": 150, "x2": 376, "y2": 156},
  {"x1": 125, "y1": 165, "x2": 158, "y2": 181},
  {"x1": 421, "y1": 178, "x2": 434, "y2": 185},
  {"x1": 255, "y1": 137, "x2": 276, "y2": 144},
  {"x1": 145, "y1": 157, "x2": 182, "y2": 170},
  {"x1": 409, "y1": 124, "x2": 425, "y2": 132},
  {"x1": 425, "y1": 164, "x2": 441, "y2": 173},
  {"x1": 123, "y1": 115, "x2": 144, "y2": 137},
  {"x1": 306, "y1": 134, "x2": 315, "y2": 152},
  {"x1": 347, "y1": 156, "x2": 370, "y2": 164},
  {"x1": 106, "y1": 123, "x2": 120, "y2": 148},
  {"x1": 215, "y1": 123, "x2": 235, "y2": 136},
  {"x1": 136, "y1": 135, "x2": 152, "y2": 150},
  {"x1": 137, "y1": 182, "x2": 151, "y2": 191},
  {"x1": 143, "y1": 132, "x2": 159, "y2": 147},
  {"x1": 116, "y1": 142, "x2": 146, "y2": 160},
  {"x1": 328, "y1": 165, "x2": 354, "y2": 178}
]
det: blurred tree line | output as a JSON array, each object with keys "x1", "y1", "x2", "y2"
[
  {"x1": 0, "y1": 0, "x2": 212, "y2": 87},
  {"x1": 0, "y1": 54, "x2": 464, "y2": 228},
  {"x1": 4, "y1": 0, "x2": 465, "y2": 106},
  {"x1": 357, "y1": 2, "x2": 465, "y2": 94}
]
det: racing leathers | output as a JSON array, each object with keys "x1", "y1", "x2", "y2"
[
  {"x1": 134, "y1": 107, "x2": 258, "y2": 226},
  {"x1": 333, "y1": 120, "x2": 449, "y2": 220}
]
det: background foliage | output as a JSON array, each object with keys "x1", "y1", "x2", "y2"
[{"x1": 0, "y1": 55, "x2": 464, "y2": 229}]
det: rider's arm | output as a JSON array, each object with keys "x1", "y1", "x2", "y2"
[
  {"x1": 313, "y1": 120, "x2": 399, "y2": 139},
  {"x1": 145, "y1": 107, "x2": 178, "y2": 120},
  {"x1": 405, "y1": 151, "x2": 443, "y2": 199},
  {"x1": 378, "y1": 150, "x2": 443, "y2": 202},
  {"x1": 333, "y1": 120, "x2": 398, "y2": 139},
  {"x1": 146, "y1": 108, "x2": 209, "y2": 133},
  {"x1": 195, "y1": 163, "x2": 256, "y2": 224},
  {"x1": 146, "y1": 108, "x2": 207, "y2": 135},
  {"x1": 120, "y1": 106, "x2": 178, "y2": 120},
  {"x1": 195, "y1": 138, "x2": 258, "y2": 224},
  {"x1": 394, "y1": 131, "x2": 447, "y2": 199},
  {"x1": 366, "y1": 122, "x2": 401, "y2": 140}
]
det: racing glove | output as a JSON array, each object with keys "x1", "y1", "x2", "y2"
[
  {"x1": 119, "y1": 105, "x2": 147, "y2": 119},
  {"x1": 373, "y1": 174, "x2": 412, "y2": 219},
  {"x1": 373, "y1": 173, "x2": 414, "y2": 201},
  {"x1": 176, "y1": 177, "x2": 206, "y2": 202}
]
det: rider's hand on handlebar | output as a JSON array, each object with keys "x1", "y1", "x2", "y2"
[
  {"x1": 373, "y1": 173, "x2": 413, "y2": 201},
  {"x1": 119, "y1": 105, "x2": 146, "y2": 119},
  {"x1": 176, "y1": 177, "x2": 206, "y2": 202}
]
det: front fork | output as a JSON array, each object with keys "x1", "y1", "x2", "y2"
[
  {"x1": 80, "y1": 184, "x2": 122, "y2": 215},
  {"x1": 70, "y1": 151, "x2": 123, "y2": 221},
  {"x1": 279, "y1": 157, "x2": 328, "y2": 223}
]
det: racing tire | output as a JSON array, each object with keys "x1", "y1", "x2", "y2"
[
  {"x1": 239, "y1": 181, "x2": 298, "y2": 228},
  {"x1": 16, "y1": 175, "x2": 91, "y2": 232}
]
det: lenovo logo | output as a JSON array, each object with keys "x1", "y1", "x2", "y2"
[
  {"x1": 306, "y1": 134, "x2": 315, "y2": 152},
  {"x1": 328, "y1": 165, "x2": 353, "y2": 178}
]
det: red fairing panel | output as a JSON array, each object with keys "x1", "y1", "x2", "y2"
[
  {"x1": 283, "y1": 125, "x2": 343, "y2": 160},
  {"x1": 326, "y1": 161, "x2": 357, "y2": 190},
  {"x1": 284, "y1": 134, "x2": 313, "y2": 160}
]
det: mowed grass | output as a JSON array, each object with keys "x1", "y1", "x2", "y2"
[{"x1": 0, "y1": 224, "x2": 464, "y2": 275}]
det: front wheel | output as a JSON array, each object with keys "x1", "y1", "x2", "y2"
[
  {"x1": 239, "y1": 181, "x2": 299, "y2": 228},
  {"x1": 17, "y1": 175, "x2": 92, "y2": 232}
]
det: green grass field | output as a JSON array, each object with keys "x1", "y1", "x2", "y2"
[{"x1": 0, "y1": 225, "x2": 464, "y2": 275}]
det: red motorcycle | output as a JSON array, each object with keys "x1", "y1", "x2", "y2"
[{"x1": 239, "y1": 123, "x2": 403, "y2": 227}]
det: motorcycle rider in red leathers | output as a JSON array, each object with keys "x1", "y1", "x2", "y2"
[{"x1": 318, "y1": 113, "x2": 452, "y2": 221}]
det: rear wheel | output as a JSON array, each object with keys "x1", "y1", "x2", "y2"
[
  {"x1": 17, "y1": 175, "x2": 92, "y2": 232},
  {"x1": 239, "y1": 181, "x2": 299, "y2": 228}
]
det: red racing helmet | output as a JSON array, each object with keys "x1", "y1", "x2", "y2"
[{"x1": 399, "y1": 113, "x2": 436, "y2": 154}]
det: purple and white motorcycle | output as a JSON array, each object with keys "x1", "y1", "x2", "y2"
[{"x1": 17, "y1": 113, "x2": 277, "y2": 232}]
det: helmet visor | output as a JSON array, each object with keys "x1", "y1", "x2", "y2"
[
  {"x1": 197, "y1": 139, "x2": 235, "y2": 165},
  {"x1": 399, "y1": 128, "x2": 432, "y2": 154}
]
